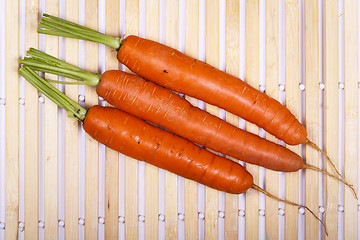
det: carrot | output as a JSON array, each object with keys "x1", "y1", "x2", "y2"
[
  {"x1": 19, "y1": 48, "x2": 357, "y2": 198},
  {"x1": 19, "y1": 66, "x2": 328, "y2": 233},
  {"x1": 37, "y1": 13, "x2": 346, "y2": 184}
]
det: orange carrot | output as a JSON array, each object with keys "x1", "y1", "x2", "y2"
[
  {"x1": 86, "y1": 105, "x2": 256, "y2": 194},
  {"x1": 19, "y1": 66, "x2": 328, "y2": 232},
  {"x1": 19, "y1": 48, "x2": 357, "y2": 199},
  {"x1": 36, "y1": 13, "x2": 345, "y2": 183}
]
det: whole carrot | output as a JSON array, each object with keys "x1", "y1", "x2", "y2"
[
  {"x1": 19, "y1": 66, "x2": 327, "y2": 232},
  {"x1": 37, "y1": 13, "x2": 344, "y2": 182},
  {"x1": 19, "y1": 49, "x2": 357, "y2": 198}
]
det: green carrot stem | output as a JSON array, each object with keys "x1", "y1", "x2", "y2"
[
  {"x1": 20, "y1": 48, "x2": 100, "y2": 87},
  {"x1": 41, "y1": 14, "x2": 101, "y2": 33},
  {"x1": 26, "y1": 48, "x2": 85, "y2": 72},
  {"x1": 19, "y1": 67, "x2": 87, "y2": 121},
  {"x1": 38, "y1": 13, "x2": 122, "y2": 50},
  {"x1": 45, "y1": 79, "x2": 95, "y2": 85}
]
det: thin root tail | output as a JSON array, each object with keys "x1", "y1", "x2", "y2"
[
  {"x1": 306, "y1": 139, "x2": 343, "y2": 179},
  {"x1": 304, "y1": 164, "x2": 358, "y2": 200},
  {"x1": 251, "y1": 184, "x2": 328, "y2": 236}
]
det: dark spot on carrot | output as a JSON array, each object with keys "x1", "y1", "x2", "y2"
[
  {"x1": 163, "y1": 70, "x2": 168, "y2": 73},
  {"x1": 138, "y1": 141, "x2": 140, "y2": 144},
  {"x1": 154, "y1": 142, "x2": 160, "y2": 150}
]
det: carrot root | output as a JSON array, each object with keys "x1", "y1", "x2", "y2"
[
  {"x1": 305, "y1": 139, "x2": 358, "y2": 199},
  {"x1": 303, "y1": 164, "x2": 358, "y2": 200},
  {"x1": 306, "y1": 139, "x2": 344, "y2": 179},
  {"x1": 252, "y1": 184, "x2": 328, "y2": 236}
]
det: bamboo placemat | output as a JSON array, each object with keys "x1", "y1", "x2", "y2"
[{"x1": 0, "y1": 0, "x2": 358, "y2": 239}]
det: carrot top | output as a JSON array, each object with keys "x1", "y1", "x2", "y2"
[
  {"x1": 19, "y1": 48, "x2": 100, "y2": 86},
  {"x1": 19, "y1": 67, "x2": 87, "y2": 121},
  {"x1": 38, "y1": 13, "x2": 123, "y2": 50}
]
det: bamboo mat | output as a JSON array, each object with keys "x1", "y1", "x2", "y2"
[{"x1": 0, "y1": 0, "x2": 359, "y2": 239}]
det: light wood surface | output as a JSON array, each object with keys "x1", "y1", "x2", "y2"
[
  {"x1": 44, "y1": 1, "x2": 59, "y2": 239},
  {"x1": 64, "y1": 3, "x2": 80, "y2": 240},
  {"x1": 305, "y1": 0, "x2": 320, "y2": 238},
  {"x1": 285, "y1": 0, "x2": 300, "y2": 239},
  {"x1": 5, "y1": 0, "x2": 19, "y2": 239},
  {"x1": 245, "y1": 0, "x2": 259, "y2": 239},
  {"x1": 344, "y1": 0, "x2": 358, "y2": 239},
  {"x1": 24, "y1": 0, "x2": 39, "y2": 239},
  {"x1": 325, "y1": 0, "x2": 339, "y2": 238},
  {"x1": 84, "y1": 0, "x2": 99, "y2": 238}
]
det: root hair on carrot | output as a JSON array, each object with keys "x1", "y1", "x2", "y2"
[
  {"x1": 303, "y1": 164, "x2": 358, "y2": 200},
  {"x1": 306, "y1": 139, "x2": 343, "y2": 179},
  {"x1": 252, "y1": 184, "x2": 328, "y2": 236}
]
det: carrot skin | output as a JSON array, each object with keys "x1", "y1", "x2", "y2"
[
  {"x1": 117, "y1": 35, "x2": 307, "y2": 145},
  {"x1": 97, "y1": 70, "x2": 304, "y2": 172},
  {"x1": 83, "y1": 105, "x2": 253, "y2": 194}
]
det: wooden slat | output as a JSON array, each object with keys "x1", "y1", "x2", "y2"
[
  {"x1": 24, "y1": 0, "x2": 39, "y2": 239},
  {"x1": 125, "y1": 0, "x2": 139, "y2": 238},
  {"x1": 184, "y1": 0, "x2": 199, "y2": 238},
  {"x1": 104, "y1": 0, "x2": 120, "y2": 239},
  {"x1": 44, "y1": 1, "x2": 59, "y2": 239},
  {"x1": 284, "y1": 0, "x2": 299, "y2": 238},
  {"x1": 64, "y1": 7, "x2": 79, "y2": 240},
  {"x1": 344, "y1": 0, "x2": 358, "y2": 238},
  {"x1": 324, "y1": 0, "x2": 339, "y2": 238},
  {"x1": 164, "y1": 0, "x2": 179, "y2": 238},
  {"x1": 265, "y1": 1, "x2": 279, "y2": 239},
  {"x1": 85, "y1": 0, "x2": 99, "y2": 238},
  {"x1": 145, "y1": 0, "x2": 159, "y2": 238},
  {"x1": 305, "y1": 0, "x2": 319, "y2": 237},
  {"x1": 204, "y1": 0, "x2": 219, "y2": 239},
  {"x1": 224, "y1": 0, "x2": 239, "y2": 238},
  {"x1": 5, "y1": 0, "x2": 19, "y2": 238},
  {"x1": 245, "y1": 0, "x2": 259, "y2": 238}
]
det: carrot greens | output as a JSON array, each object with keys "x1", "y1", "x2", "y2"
[
  {"x1": 19, "y1": 67, "x2": 87, "y2": 120},
  {"x1": 20, "y1": 48, "x2": 100, "y2": 86},
  {"x1": 38, "y1": 14, "x2": 122, "y2": 50}
]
